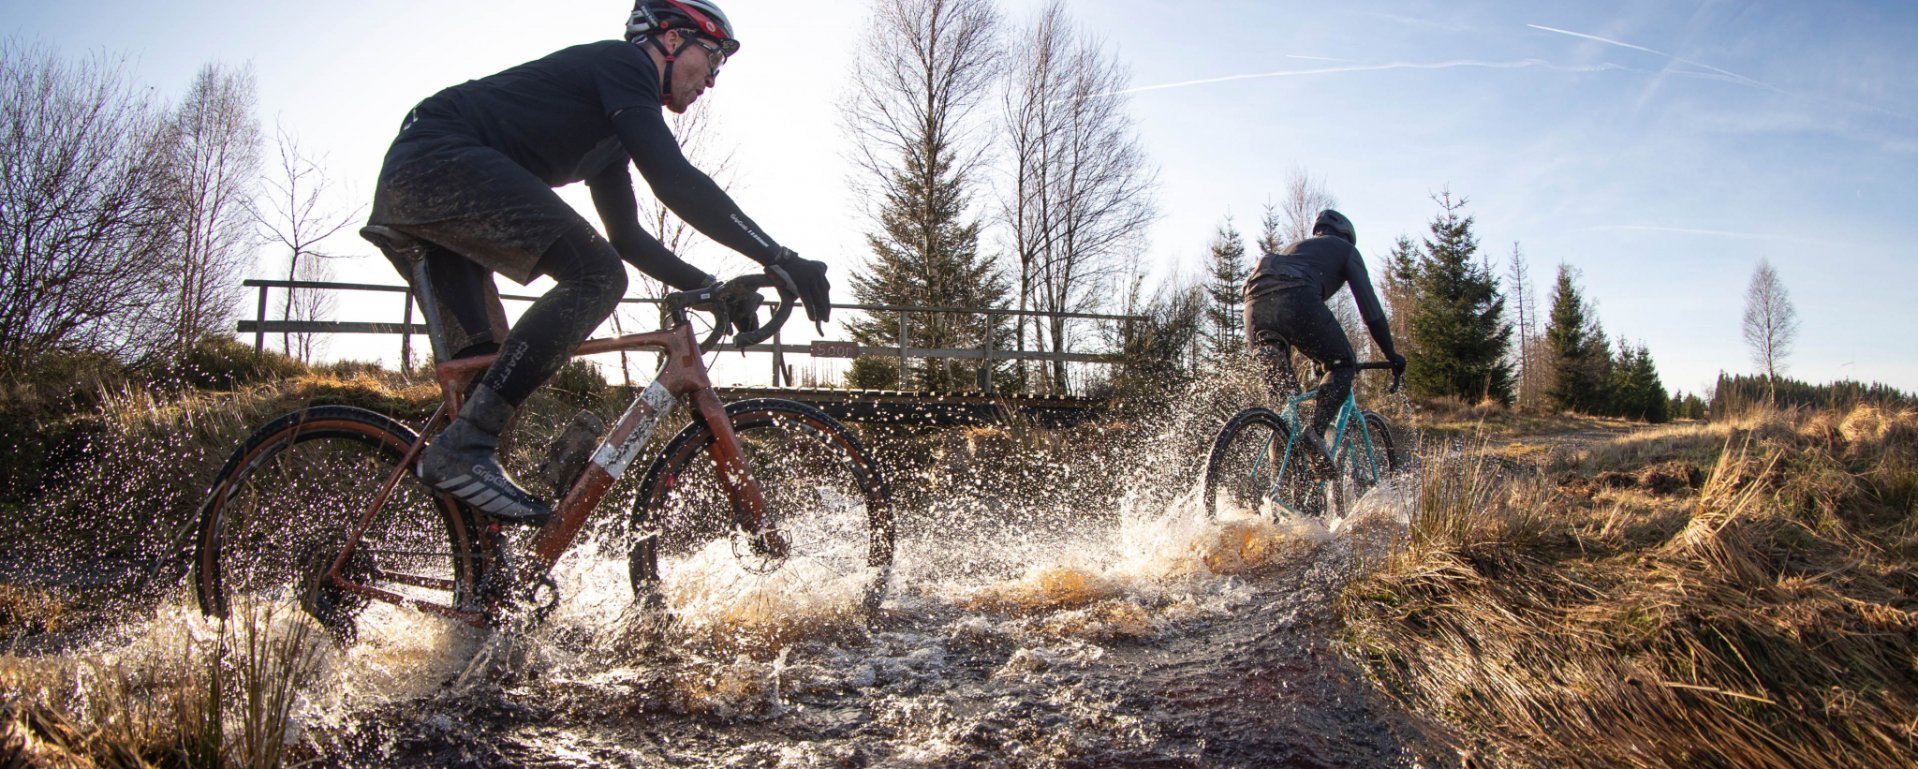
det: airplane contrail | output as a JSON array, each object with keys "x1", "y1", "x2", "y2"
[
  {"x1": 1527, "y1": 22, "x2": 1914, "y2": 124},
  {"x1": 1585, "y1": 224, "x2": 1805, "y2": 243},
  {"x1": 1525, "y1": 23, "x2": 1776, "y2": 92},
  {"x1": 1099, "y1": 59, "x2": 1634, "y2": 98}
]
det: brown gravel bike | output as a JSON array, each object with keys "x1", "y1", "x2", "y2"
[{"x1": 190, "y1": 228, "x2": 894, "y2": 641}]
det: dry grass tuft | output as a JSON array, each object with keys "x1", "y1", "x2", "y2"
[
  {"x1": 1343, "y1": 405, "x2": 1918, "y2": 768},
  {"x1": 1, "y1": 602, "x2": 325, "y2": 768},
  {"x1": 0, "y1": 586, "x2": 74, "y2": 639}
]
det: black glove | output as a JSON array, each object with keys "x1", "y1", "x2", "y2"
[
  {"x1": 766, "y1": 248, "x2": 831, "y2": 324},
  {"x1": 1388, "y1": 352, "x2": 1407, "y2": 375},
  {"x1": 710, "y1": 279, "x2": 763, "y2": 337}
]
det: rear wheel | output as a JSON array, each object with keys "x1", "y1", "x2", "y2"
[
  {"x1": 1202, "y1": 408, "x2": 1335, "y2": 520},
  {"x1": 192, "y1": 406, "x2": 482, "y2": 642},
  {"x1": 631, "y1": 399, "x2": 894, "y2": 615}
]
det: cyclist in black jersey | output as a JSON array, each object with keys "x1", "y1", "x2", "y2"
[
  {"x1": 1242, "y1": 209, "x2": 1406, "y2": 473},
  {"x1": 367, "y1": 0, "x2": 829, "y2": 524}
]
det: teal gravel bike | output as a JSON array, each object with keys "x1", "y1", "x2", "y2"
[{"x1": 1202, "y1": 362, "x2": 1403, "y2": 520}]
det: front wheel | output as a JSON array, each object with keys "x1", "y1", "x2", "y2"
[
  {"x1": 192, "y1": 406, "x2": 483, "y2": 642},
  {"x1": 1340, "y1": 410, "x2": 1400, "y2": 495},
  {"x1": 1202, "y1": 407, "x2": 1336, "y2": 521},
  {"x1": 631, "y1": 399, "x2": 894, "y2": 616}
]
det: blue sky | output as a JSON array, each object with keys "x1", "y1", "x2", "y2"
[{"x1": 10, "y1": 0, "x2": 1916, "y2": 394}]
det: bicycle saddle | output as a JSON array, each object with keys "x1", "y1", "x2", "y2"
[{"x1": 360, "y1": 225, "x2": 425, "y2": 260}]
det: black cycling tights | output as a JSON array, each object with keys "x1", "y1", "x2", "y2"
[
  {"x1": 479, "y1": 224, "x2": 627, "y2": 407},
  {"x1": 1249, "y1": 289, "x2": 1355, "y2": 439}
]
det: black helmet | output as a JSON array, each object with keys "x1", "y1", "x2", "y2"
[
  {"x1": 627, "y1": 0, "x2": 739, "y2": 56},
  {"x1": 1313, "y1": 209, "x2": 1355, "y2": 244}
]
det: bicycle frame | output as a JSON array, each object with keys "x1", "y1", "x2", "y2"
[
  {"x1": 1250, "y1": 387, "x2": 1388, "y2": 514},
  {"x1": 322, "y1": 319, "x2": 769, "y2": 627}
]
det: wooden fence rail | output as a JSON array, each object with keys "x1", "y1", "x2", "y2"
[{"x1": 239, "y1": 279, "x2": 1143, "y2": 392}]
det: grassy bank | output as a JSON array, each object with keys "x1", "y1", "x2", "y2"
[
  {"x1": 2, "y1": 602, "x2": 326, "y2": 767},
  {"x1": 1341, "y1": 405, "x2": 1918, "y2": 767}
]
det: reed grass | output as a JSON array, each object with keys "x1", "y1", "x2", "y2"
[
  {"x1": 2, "y1": 602, "x2": 325, "y2": 768},
  {"x1": 1342, "y1": 405, "x2": 1918, "y2": 768}
]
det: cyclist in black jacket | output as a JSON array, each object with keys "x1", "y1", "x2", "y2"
[
  {"x1": 367, "y1": 0, "x2": 828, "y2": 524},
  {"x1": 1243, "y1": 209, "x2": 1405, "y2": 473}
]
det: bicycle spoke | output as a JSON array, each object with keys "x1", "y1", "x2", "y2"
[{"x1": 194, "y1": 407, "x2": 480, "y2": 637}]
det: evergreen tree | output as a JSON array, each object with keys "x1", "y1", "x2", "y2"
[
  {"x1": 1545, "y1": 264, "x2": 1608, "y2": 414},
  {"x1": 1203, "y1": 216, "x2": 1249, "y2": 356},
  {"x1": 1671, "y1": 391, "x2": 1708, "y2": 420},
  {"x1": 1404, "y1": 192, "x2": 1514, "y2": 403},
  {"x1": 1256, "y1": 202, "x2": 1285, "y2": 256},
  {"x1": 1602, "y1": 341, "x2": 1667, "y2": 421},
  {"x1": 842, "y1": 0, "x2": 1005, "y2": 392},
  {"x1": 844, "y1": 142, "x2": 1010, "y2": 391},
  {"x1": 1629, "y1": 345, "x2": 1671, "y2": 423},
  {"x1": 1379, "y1": 235, "x2": 1420, "y2": 354}
]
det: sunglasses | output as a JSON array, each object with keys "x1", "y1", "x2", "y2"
[{"x1": 687, "y1": 35, "x2": 728, "y2": 74}]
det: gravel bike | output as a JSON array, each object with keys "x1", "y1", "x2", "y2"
[
  {"x1": 190, "y1": 227, "x2": 894, "y2": 642},
  {"x1": 1201, "y1": 362, "x2": 1402, "y2": 521}
]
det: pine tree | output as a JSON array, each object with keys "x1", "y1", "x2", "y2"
[
  {"x1": 1256, "y1": 202, "x2": 1285, "y2": 257},
  {"x1": 1404, "y1": 192, "x2": 1514, "y2": 403},
  {"x1": 1630, "y1": 345, "x2": 1671, "y2": 423},
  {"x1": 1545, "y1": 264, "x2": 1608, "y2": 414},
  {"x1": 844, "y1": 143, "x2": 1010, "y2": 391},
  {"x1": 1203, "y1": 216, "x2": 1249, "y2": 356},
  {"x1": 1604, "y1": 341, "x2": 1636, "y2": 418},
  {"x1": 1379, "y1": 235, "x2": 1420, "y2": 355}
]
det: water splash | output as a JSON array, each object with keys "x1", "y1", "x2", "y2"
[{"x1": 6, "y1": 372, "x2": 1454, "y2": 767}]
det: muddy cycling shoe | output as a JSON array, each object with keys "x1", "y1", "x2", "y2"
[
  {"x1": 418, "y1": 385, "x2": 551, "y2": 525},
  {"x1": 1298, "y1": 429, "x2": 1339, "y2": 480}
]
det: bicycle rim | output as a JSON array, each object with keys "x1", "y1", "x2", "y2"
[
  {"x1": 632, "y1": 399, "x2": 894, "y2": 616},
  {"x1": 1350, "y1": 412, "x2": 1401, "y2": 490},
  {"x1": 193, "y1": 406, "x2": 481, "y2": 641},
  {"x1": 1203, "y1": 408, "x2": 1329, "y2": 521}
]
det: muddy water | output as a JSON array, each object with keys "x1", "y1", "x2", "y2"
[
  {"x1": 193, "y1": 478, "x2": 1446, "y2": 769},
  {"x1": 23, "y1": 370, "x2": 1456, "y2": 767}
]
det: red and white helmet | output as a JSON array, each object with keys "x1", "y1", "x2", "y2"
[{"x1": 626, "y1": 0, "x2": 739, "y2": 56}]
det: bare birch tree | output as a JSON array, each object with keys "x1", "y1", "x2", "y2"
[
  {"x1": 1276, "y1": 166, "x2": 1334, "y2": 246},
  {"x1": 842, "y1": 0, "x2": 1009, "y2": 392},
  {"x1": 252, "y1": 124, "x2": 359, "y2": 362},
  {"x1": 1000, "y1": 0, "x2": 1156, "y2": 391},
  {"x1": 1742, "y1": 258, "x2": 1798, "y2": 401},
  {"x1": 1505, "y1": 242, "x2": 1546, "y2": 410},
  {"x1": 157, "y1": 63, "x2": 262, "y2": 363},
  {"x1": 611, "y1": 102, "x2": 738, "y2": 384},
  {"x1": 0, "y1": 42, "x2": 175, "y2": 371},
  {"x1": 1268, "y1": 167, "x2": 1370, "y2": 363}
]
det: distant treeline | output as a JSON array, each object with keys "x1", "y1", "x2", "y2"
[{"x1": 1711, "y1": 373, "x2": 1916, "y2": 419}]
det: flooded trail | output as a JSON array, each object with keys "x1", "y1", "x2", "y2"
[
  {"x1": 286, "y1": 488, "x2": 1453, "y2": 769},
  {"x1": 8, "y1": 376, "x2": 1460, "y2": 767}
]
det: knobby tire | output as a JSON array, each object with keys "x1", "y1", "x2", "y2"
[{"x1": 191, "y1": 405, "x2": 483, "y2": 642}]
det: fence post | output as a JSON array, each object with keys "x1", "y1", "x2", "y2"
[
  {"x1": 897, "y1": 310, "x2": 909, "y2": 391},
  {"x1": 253, "y1": 284, "x2": 269, "y2": 353},
  {"x1": 400, "y1": 294, "x2": 415, "y2": 371},
  {"x1": 772, "y1": 326, "x2": 783, "y2": 387},
  {"x1": 981, "y1": 310, "x2": 994, "y2": 393}
]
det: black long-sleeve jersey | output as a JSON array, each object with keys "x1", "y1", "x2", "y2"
[
  {"x1": 1244, "y1": 235, "x2": 1396, "y2": 356},
  {"x1": 405, "y1": 40, "x2": 777, "y2": 288}
]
